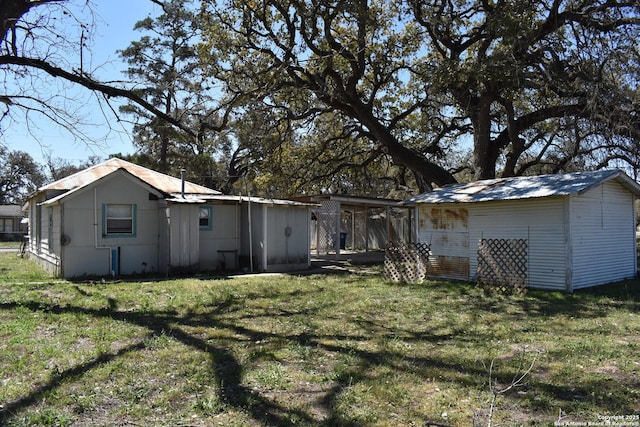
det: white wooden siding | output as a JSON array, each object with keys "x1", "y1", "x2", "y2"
[
  {"x1": 199, "y1": 204, "x2": 241, "y2": 270},
  {"x1": 61, "y1": 174, "x2": 162, "y2": 277},
  {"x1": 570, "y1": 181, "x2": 637, "y2": 289}
]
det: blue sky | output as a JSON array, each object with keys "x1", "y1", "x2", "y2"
[{"x1": 3, "y1": 0, "x2": 160, "y2": 166}]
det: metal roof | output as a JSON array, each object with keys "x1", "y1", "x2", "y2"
[
  {"x1": 166, "y1": 194, "x2": 317, "y2": 207},
  {"x1": 405, "y1": 169, "x2": 640, "y2": 205},
  {"x1": 39, "y1": 157, "x2": 220, "y2": 197},
  {"x1": 292, "y1": 194, "x2": 404, "y2": 207}
]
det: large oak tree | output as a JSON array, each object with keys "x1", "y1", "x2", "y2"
[
  {"x1": 2, "y1": 0, "x2": 639, "y2": 195},
  {"x1": 200, "y1": 0, "x2": 640, "y2": 190}
]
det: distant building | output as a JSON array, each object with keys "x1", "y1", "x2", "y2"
[{"x1": 0, "y1": 205, "x2": 25, "y2": 241}]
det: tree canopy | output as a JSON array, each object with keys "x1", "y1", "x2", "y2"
[
  {"x1": 199, "y1": 0, "x2": 640, "y2": 191},
  {"x1": 1, "y1": 0, "x2": 639, "y2": 197},
  {"x1": 0, "y1": 148, "x2": 45, "y2": 204},
  {"x1": 0, "y1": 0, "x2": 221, "y2": 148}
]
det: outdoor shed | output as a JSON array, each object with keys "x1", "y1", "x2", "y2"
[
  {"x1": 404, "y1": 169, "x2": 640, "y2": 291},
  {"x1": 24, "y1": 158, "x2": 312, "y2": 278}
]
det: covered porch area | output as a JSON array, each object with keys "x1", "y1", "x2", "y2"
[{"x1": 293, "y1": 195, "x2": 414, "y2": 259}]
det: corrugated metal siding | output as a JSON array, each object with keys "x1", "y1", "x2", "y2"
[
  {"x1": 571, "y1": 181, "x2": 637, "y2": 289},
  {"x1": 469, "y1": 197, "x2": 567, "y2": 290},
  {"x1": 417, "y1": 198, "x2": 568, "y2": 289},
  {"x1": 417, "y1": 205, "x2": 470, "y2": 280},
  {"x1": 265, "y1": 205, "x2": 310, "y2": 271},
  {"x1": 169, "y1": 204, "x2": 199, "y2": 270}
]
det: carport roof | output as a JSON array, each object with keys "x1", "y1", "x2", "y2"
[
  {"x1": 405, "y1": 169, "x2": 640, "y2": 204},
  {"x1": 292, "y1": 194, "x2": 404, "y2": 207}
]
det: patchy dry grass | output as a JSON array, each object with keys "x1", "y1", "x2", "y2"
[{"x1": 0, "y1": 252, "x2": 639, "y2": 426}]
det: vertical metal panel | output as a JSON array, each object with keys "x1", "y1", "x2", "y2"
[
  {"x1": 264, "y1": 205, "x2": 310, "y2": 271},
  {"x1": 571, "y1": 181, "x2": 637, "y2": 289},
  {"x1": 169, "y1": 204, "x2": 199, "y2": 270},
  {"x1": 470, "y1": 197, "x2": 566, "y2": 290},
  {"x1": 417, "y1": 198, "x2": 569, "y2": 289},
  {"x1": 417, "y1": 205, "x2": 470, "y2": 280}
]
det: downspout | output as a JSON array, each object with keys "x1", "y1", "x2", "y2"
[
  {"x1": 94, "y1": 188, "x2": 113, "y2": 276},
  {"x1": 59, "y1": 203, "x2": 64, "y2": 277},
  {"x1": 335, "y1": 200, "x2": 341, "y2": 259},
  {"x1": 634, "y1": 194, "x2": 638, "y2": 279},
  {"x1": 181, "y1": 169, "x2": 186, "y2": 198},
  {"x1": 248, "y1": 194, "x2": 254, "y2": 272},
  {"x1": 262, "y1": 203, "x2": 268, "y2": 271},
  {"x1": 564, "y1": 196, "x2": 573, "y2": 292},
  {"x1": 386, "y1": 206, "x2": 391, "y2": 247}
]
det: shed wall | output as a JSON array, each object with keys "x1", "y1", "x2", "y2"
[
  {"x1": 28, "y1": 202, "x2": 62, "y2": 276},
  {"x1": 417, "y1": 198, "x2": 569, "y2": 289},
  {"x1": 169, "y1": 204, "x2": 199, "y2": 271},
  {"x1": 416, "y1": 205, "x2": 470, "y2": 280},
  {"x1": 570, "y1": 181, "x2": 637, "y2": 289},
  {"x1": 60, "y1": 175, "x2": 161, "y2": 277},
  {"x1": 468, "y1": 197, "x2": 567, "y2": 290},
  {"x1": 265, "y1": 205, "x2": 310, "y2": 271}
]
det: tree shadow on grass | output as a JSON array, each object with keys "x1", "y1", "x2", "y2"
[
  {"x1": 1, "y1": 278, "x2": 639, "y2": 425},
  {"x1": 417, "y1": 278, "x2": 640, "y2": 319},
  {"x1": 0, "y1": 299, "x2": 317, "y2": 426}
]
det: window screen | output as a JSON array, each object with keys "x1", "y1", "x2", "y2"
[
  {"x1": 105, "y1": 204, "x2": 134, "y2": 235},
  {"x1": 199, "y1": 206, "x2": 212, "y2": 230}
]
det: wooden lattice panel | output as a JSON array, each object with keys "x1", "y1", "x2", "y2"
[
  {"x1": 477, "y1": 238, "x2": 528, "y2": 294},
  {"x1": 384, "y1": 241, "x2": 431, "y2": 284}
]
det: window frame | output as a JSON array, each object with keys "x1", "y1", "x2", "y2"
[
  {"x1": 103, "y1": 204, "x2": 137, "y2": 237},
  {"x1": 199, "y1": 205, "x2": 212, "y2": 231},
  {"x1": 0, "y1": 218, "x2": 12, "y2": 233}
]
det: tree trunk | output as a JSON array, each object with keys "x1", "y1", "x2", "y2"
[{"x1": 471, "y1": 96, "x2": 498, "y2": 180}]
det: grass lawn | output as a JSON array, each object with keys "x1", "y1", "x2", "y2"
[
  {"x1": 0, "y1": 241, "x2": 21, "y2": 249},
  {"x1": 0, "y1": 253, "x2": 639, "y2": 426}
]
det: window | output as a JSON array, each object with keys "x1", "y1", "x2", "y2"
[
  {"x1": 199, "y1": 206, "x2": 212, "y2": 230},
  {"x1": 104, "y1": 204, "x2": 136, "y2": 237},
  {"x1": 0, "y1": 218, "x2": 12, "y2": 233},
  {"x1": 48, "y1": 207, "x2": 53, "y2": 246}
]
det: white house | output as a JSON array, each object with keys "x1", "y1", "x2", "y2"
[
  {"x1": 24, "y1": 158, "x2": 313, "y2": 278},
  {"x1": 404, "y1": 169, "x2": 640, "y2": 291}
]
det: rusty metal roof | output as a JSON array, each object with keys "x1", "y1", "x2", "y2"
[
  {"x1": 39, "y1": 157, "x2": 220, "y2": 197},
  {"x1": 405, "y1": 169, "x2": 640, "y2": 204}
]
